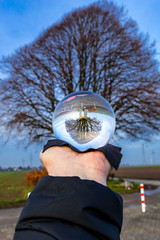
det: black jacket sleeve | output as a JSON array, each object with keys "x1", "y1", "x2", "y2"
[{"x1": 14, "y1": 176, "x2": 123, "y2": 240}]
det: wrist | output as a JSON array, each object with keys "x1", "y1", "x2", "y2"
[{"x1": 40, "y1": 147, "x2": 111, "y2": 187}]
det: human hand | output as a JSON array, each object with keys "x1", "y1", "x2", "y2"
[{"x1": 40, "y1": 146, "x2": 111, "y2": 186}]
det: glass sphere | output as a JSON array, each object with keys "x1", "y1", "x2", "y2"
[{"x1": 52, "y1": 91, "x2": 115, "y2": 151}]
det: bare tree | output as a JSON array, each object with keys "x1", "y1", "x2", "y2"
[{"x1": 0, "y1": 1, "x2": 160, "y2": 143}]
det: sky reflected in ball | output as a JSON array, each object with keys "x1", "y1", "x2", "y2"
[{"x1": 52, "y1": 91, "x2": 115, "y2": 151}]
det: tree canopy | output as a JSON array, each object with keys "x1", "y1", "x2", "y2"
[{"x1": 0, "y1": 1, "x2": 160, "y2": 143}]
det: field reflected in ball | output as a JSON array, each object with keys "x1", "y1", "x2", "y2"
[{"x1": 52, "y1": 91, "x2": 115, "y2": 151}]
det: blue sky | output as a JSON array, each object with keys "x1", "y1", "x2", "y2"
[{"x1": 0, "y1": 0, "x2": 160, "y2": 168}]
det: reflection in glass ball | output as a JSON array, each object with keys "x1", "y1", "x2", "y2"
[{"x1": 52, "y1": 91, "x2": 115, "y2": 151}]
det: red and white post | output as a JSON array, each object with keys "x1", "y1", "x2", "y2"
[{"x1": 140, "y1": 183, "x2": 146, "y2": 213}]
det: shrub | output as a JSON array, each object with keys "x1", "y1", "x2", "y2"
[{"x1": 25, "y1": 168, "x2": 48, "y2": 186}]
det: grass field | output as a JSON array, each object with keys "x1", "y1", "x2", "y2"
[
  {"x1": 0, "y1": 171, "x2": 139, "y2": 209},
  {"x1": 107, "y1": 179, "x2": 139, "y2": 195},
  {"x1": 0, "y1": 171, "x2": 34, "y2": 208}
]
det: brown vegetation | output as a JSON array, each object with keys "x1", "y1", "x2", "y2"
[{"x1": 25, "y1": 168, "x2": 48, "y2": 186}]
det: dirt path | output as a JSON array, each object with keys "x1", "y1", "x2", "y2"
[
  {"x1": 0, "y1": 207, "x2": 22, "y2": 225},
  {"x1": 113, "y1": 166, "x2": 160, "y2": 180}
]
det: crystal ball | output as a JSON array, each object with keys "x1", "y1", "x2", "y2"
[{"x1": 52, "y1": 91, "x2": 115, "y2": 151}]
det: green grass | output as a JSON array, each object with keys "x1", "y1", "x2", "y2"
[
  {"x1": 0, "y1": 171, "x2": 139, "y2": 208},
  {"x1": 107, "y1": 179, "x2": 140, "y2": 195},
  {"x1": 0, "y1": 171, "x2": 34, "y2": 209}
]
